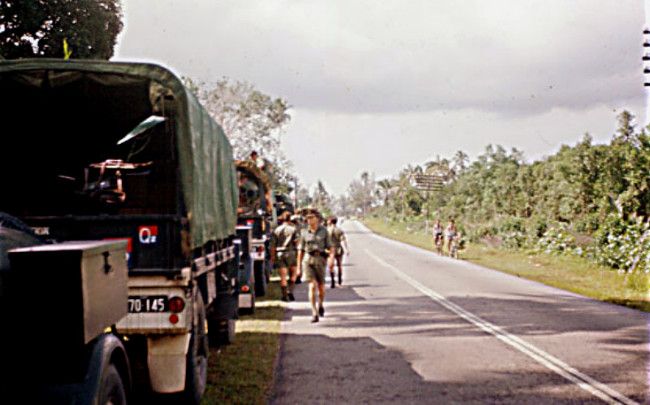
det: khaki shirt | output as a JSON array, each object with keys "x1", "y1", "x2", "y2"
[
  {"x1": 298, "y1": 225, "x2": 331, "y2": 255},
  {"x1": 270, "y1": 222, "x2": 298, "y2": 252},
  {"x1": 327, "y1": 225, "x2": 346, "y2": 249}
]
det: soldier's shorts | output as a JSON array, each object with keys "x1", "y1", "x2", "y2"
[
  {"x1": 274, "y1": 251, "x2": 297, "y2": 269},
  {"x1": 302, "y1": 254, "x2": 326, "y2": 284},
  {"x1": 333, "y1": 247, "x2": 343, "y2": 260}
]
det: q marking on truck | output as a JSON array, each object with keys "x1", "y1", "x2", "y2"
[{"x1": 139, "y1": 226, "x2": 159, "y2": 244}]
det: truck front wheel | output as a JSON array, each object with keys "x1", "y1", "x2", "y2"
[{"x1": 98, "y1": 364, "x2": 127, "y2": 405}]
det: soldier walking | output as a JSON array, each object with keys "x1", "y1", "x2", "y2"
[
  {"x1": 297, "y1": 209, "x2": 334, "y2": 323},
  {"x1": 327, "y1": 216, "x2": 349, "y2": 288},
  {"x1": 291, "y1": 213, "x2": 305, "y2": 284},
  {"x1": 270, "y1": 211, "x2": 299, "y2": 302}
]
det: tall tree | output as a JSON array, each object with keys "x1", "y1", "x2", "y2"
[
  {"x1": 346, "y1": 171, "x2": 377, "y2": 216},
  {"x1": 185, "y1": 77, "x2": 294, "y2": 189},
  {"x1": 452, "y1": 150, "x2": 469, "y2": 174},
  {"x1": 376, "y1": 178, "x2": 394, "y2": 206},
  {"x1": 0, "y1": 0, "x2": 123, "y2": 59},
  {"x1": 312, "y1": 180, "x2": 332, "y2": 214}
]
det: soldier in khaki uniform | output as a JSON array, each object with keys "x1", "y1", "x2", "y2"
[
  {"x1": 327, "y1": 216, "x2": 349, "y2": 288},
  {"x1": 270, "y1": 211, "x2": 299, "y2": 302},
  {"x1": 297, "y1": 209, "x2": 334, "y2": 323},
  {"x1": 291, "y1": 214, "x2": 305, "y2": 284}
]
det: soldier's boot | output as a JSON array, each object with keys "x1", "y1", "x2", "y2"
[
  {"x1": 330, "y1": 273, "x2": 336, "y2": 289},
  {"x1": 288, "y1": 281, "x2": 296, "y2": 301},
  {"x1": 281, "y1": 286, "x2": 289, "y2": 302}
]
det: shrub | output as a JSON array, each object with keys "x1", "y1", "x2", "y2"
[
  {"x1": 535, "y1": 225, "x2": 577, "y2": 255},
  {"x1": 591, "y1": 213, "x2": 650, "y2": 273},
  {"x1": 574, "y1": 213, "x2": 600, "y2": 234}
]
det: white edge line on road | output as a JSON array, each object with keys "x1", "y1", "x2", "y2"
[
  {"x1": 352, "y1": 221, "x2": 643, "y2": 317},
  {"x1": 364, "y1": 248, "x2": 638, "y2": 405}
]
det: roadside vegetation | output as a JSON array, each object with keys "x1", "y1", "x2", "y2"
[
  {"x1": 342, "y1": 111, "x2": 650, "y2": 311},
  {"x1": 365, "y1": 217, "x2": 649, "y2": 312},
  {"x1": 203, "y1": 280, "x2": 285, "y2": 405}
]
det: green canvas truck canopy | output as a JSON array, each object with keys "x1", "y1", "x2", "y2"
[{"x1": 0, "y1": 59, "x2": 238, "y2": 245}]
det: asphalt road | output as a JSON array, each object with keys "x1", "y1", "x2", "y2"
[{"x1": 270, "y1": 221, "x2": 648, "y2": 404}]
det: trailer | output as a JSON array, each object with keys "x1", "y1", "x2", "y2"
[{"x1": 0, "y1": 59, "x2": 240, "y2": 404}]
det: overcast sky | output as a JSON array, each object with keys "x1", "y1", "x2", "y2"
[{"x1": 115, "y1": 0, "x2": 647, "y2": 195}]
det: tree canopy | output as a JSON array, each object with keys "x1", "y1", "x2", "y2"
[
  {"x1": 0, "y1": 0, "x2": 123, "y2": 59},
  {"x1": 185, "y1": 77, "x2": 294, "y2": 192},
  {"x1": 351, "y1": 111, "x2": 650, "y2": 273}
]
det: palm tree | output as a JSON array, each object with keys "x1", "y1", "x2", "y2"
[
  {"x1": 452, "y1": 150, "x2": 469, "y2": 175},
  {"x1": 376, "y1": 179, "x2": 394, "y2": 206},
  {"x1": 394, "y1": 165, "x2": 422, "y2": 216}
]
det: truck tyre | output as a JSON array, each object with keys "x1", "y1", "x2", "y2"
[
  {"x1": 265, "y1": 259, "x2": 272, "y2": 283},
  {"x1": 183, "y1": 293, "x2": 209, "y2": 405},
  {"x1": 254, "y1": 261, "x2": 267, "y2": 297},
  {"x1": 97, "y1": 364, "x2": 127, "y2": 405},
  {"x1": 209, "y1": 318, "x2": 236, "y2": 346}
]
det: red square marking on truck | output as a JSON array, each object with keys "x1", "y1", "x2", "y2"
[{"x1": 104, "y1": 237, "x2": 133, "y2": 253}]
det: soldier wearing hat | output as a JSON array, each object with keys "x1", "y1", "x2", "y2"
[
  {"x1": 327, "y1": 216, "x2": 349, "y2": 288},
  {"x1": 291, "y1": 213, "x2": 305, "y2": 284},
  {"x1": 270, "y1": 211, "x2": 299, "y2": 301},
  {"x1": 297, "y1": 208, "x2": 334, "y2": 323}
]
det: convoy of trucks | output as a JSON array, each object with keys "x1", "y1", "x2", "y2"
[{"x1": 0, "y1": 59, "x2": 289, "y2": 405}]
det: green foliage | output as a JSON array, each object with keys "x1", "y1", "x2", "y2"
[
  {"x1": 184, "y1": 77, "x2": 294, "y2": 192},
  {"x1": 496, "y1": 216, "x2": 527, "y2": 249},
  {"x1": 364, "y1": 217, "x2": 649, "y2": 311},
  {"x1": 0, "y1": 0, "x2": 123, "y2": 59},
  {"x1": 535, "y1": 225, "x2": 577, "y2": 255},
  {"x1": 372, "y1": 111, "x2": 650, "y2": 277},
  {"x1": 592, "y1": 213, "x2": 650, "y2": 273},
  {"x1": 345, "y1": 171, "x2": 377, "y2": 216}
]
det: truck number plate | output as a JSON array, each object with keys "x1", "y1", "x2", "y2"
[{"x1": 128, "y1": 296, "x2": 168, "y2": 313}]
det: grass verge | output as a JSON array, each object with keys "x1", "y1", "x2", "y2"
[
  {"x1": 364, "y1": 217, "x2": 650, "y2": 312},
  {"x1": 202, "y1": 279, "x2": 285, "y2": 404}
]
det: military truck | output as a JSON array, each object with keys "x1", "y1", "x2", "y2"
[
  {"x1": 0, "y1": 59, "x2": 240, "y2": 404},
  {"x1": 235, "y1": 160, "x2": 276, "y2": 298}
]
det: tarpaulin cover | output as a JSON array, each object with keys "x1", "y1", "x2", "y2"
[{"x1": 0, "y1": 59, "x2": 238, "y2": 245}]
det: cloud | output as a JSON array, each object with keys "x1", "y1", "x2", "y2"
[
  {"x1": 115, "y1": 0, "x2": 647, "y2": 194},
  {"x1": 116, "y1": 0, "x2": 644, "y2": 116},
  {"x1": 283, "y1": 101, "x2": 646, "y2": 195}
]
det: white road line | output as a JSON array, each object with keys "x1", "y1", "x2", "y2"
[{"x1": 364, "y1": 248, "x2": 638, "y2": 405}]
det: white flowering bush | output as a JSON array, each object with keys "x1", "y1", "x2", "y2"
[
  {"x1": 501, "y1": 230, "x2": 528, "y2": 249},
  {"x1": 592, "y1": 214, "x2": 650, "y2": 273},
  {"x1": 535, "y1": 226, "x2": 577, "y2": 255},
  {"x1": 498, "y1": 216, "x2": 529, "y2": 249}
]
